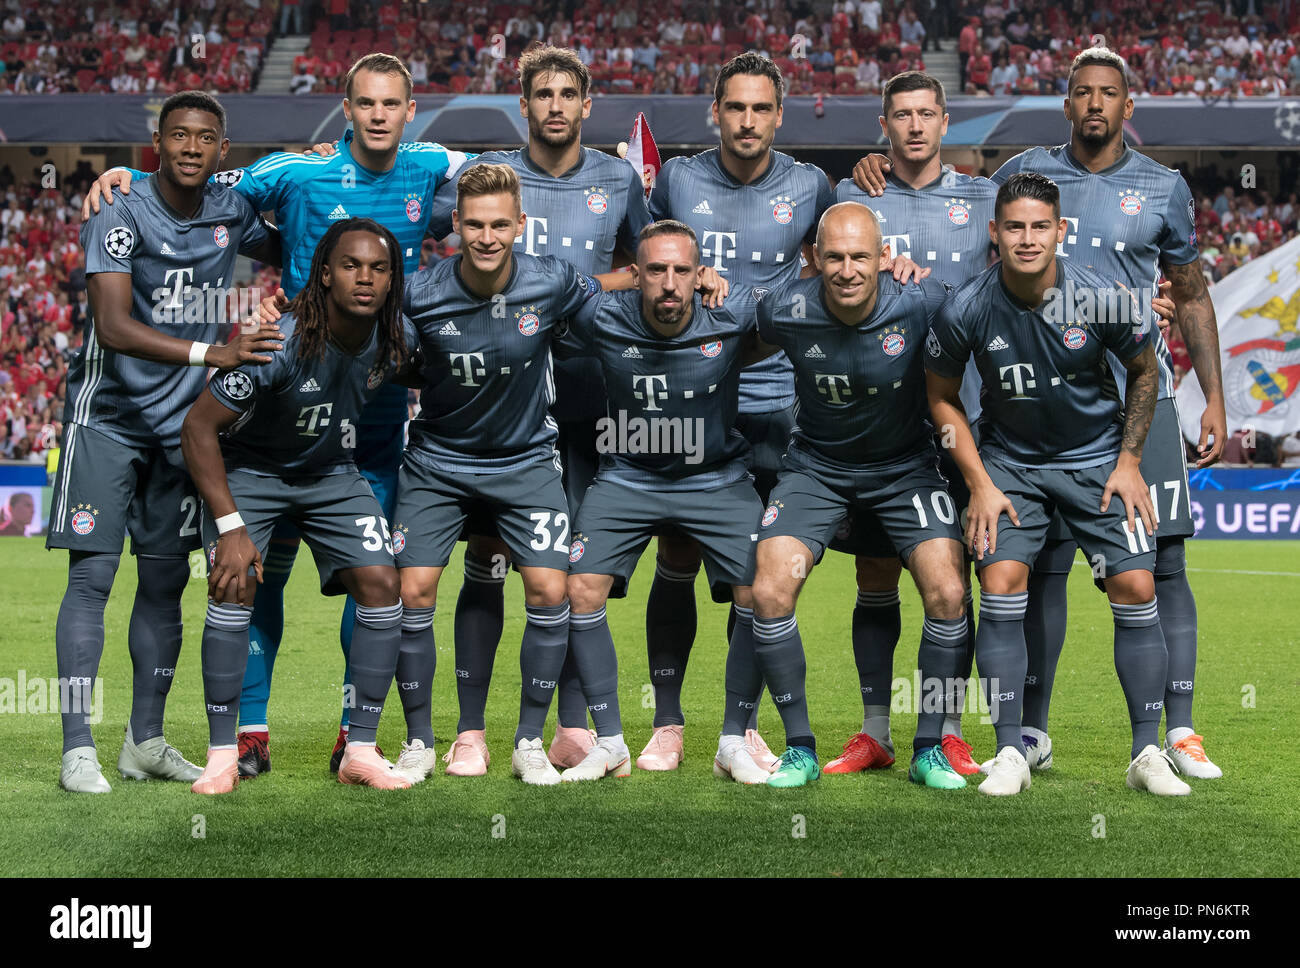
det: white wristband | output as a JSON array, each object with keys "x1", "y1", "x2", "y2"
[
  {"x1": 189, "y1": 341, "x2": 211, "y2": 366},
  {"x1": 215, "y1": 512, "x2": 244, "y2": 535}
]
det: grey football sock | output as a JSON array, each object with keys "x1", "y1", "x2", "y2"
[
  {"x1": 1155, "y1": 541, "x2": 1197, "y2": 731},
  {"x1": 127, "y1": 554, "x2": 189, "y2": 743},
  {"x1": 751, "y1": 612, "x2": 813, "y2": 752},
  {"x1": 975, "y1": 591, "x2": 1029, "y2": 755},
  {"x1": 852, "y1": 588, "x2": 900, "y2": 720},
  {"x1": 515, "y1": 601, "x2": 570, "y2": 744},
  {"x1": 1022, "y1": 570, "x2": 1069, "y2": 733},
  {"x1": 347, "y1": 603, "x2": 404, "y2": 744},
  {"x1": 556, "y1": 648, "x2": 589, "y2": 729},
  {"x1": 1111, "y1": 598, "x2": 1168, "y2": 758},
  {"x1": 646, "y1": 559, "x2": 698, "y2": 727},
  {"x1": 453, "y1": 550, "x2": 504, "y2": 732},
  {"x1": 723, "y1": 605, "x2": 762, "y2": 736},
  {"x1": 397, "y1": 605, "x2": 436, "y2": 746},
  {"x1": 568, "y1": 606, "x2": 621, "y2": 736},
  {"x1": 915, "y1": 615, "x2": 967, "y2": 752},
  {"x1": 56, "y1": 551, "x2": 120, "y2": 752},
  {"x1": 942, "y1": 589, "x2": 976, "y2": 737},
  {"x1": 201, "y1": 601, "x2": 253, "y2": 748}
]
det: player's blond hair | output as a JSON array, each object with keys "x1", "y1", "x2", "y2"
[
  {"x1": 456, "y1": 163, "x2": 522, "y2": 212},
  {"x1": 345, "y1": 53, "x2": 412, "y2": 102}
]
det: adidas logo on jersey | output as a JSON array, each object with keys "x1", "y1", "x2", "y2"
[
  {"x1": 987, "y1": 335, "x2": 1010, "y2": 351},
  {"x1": 160, "y1": 242, "x2": 176, "y2": 256},
  {"x1": 439, "y1": 321, "x2": 461, "y2": 336},
  {"x1": 805, "y1": 344, "x2": 826, "y2": 359},
  {"x1": 692, "y1": 200, "x2": 713, "y2": 215},
  {"x1": 328, "y1": 204, "x2": 350, "y2": 220},
  {"x1": 622, "y1": 345, "x2": 643, "y2": 359},
  {"x1": 299, "y1": 378, "x2": 321, "y2": 392}
]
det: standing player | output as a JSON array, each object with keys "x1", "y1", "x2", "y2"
[
  {"x1": 642, "y1": 51, "x2": 834, "y2": 772},
  {"x1": 84, "y1": 54, "x2": 470, "y2": 779},
  {"x1": 828, "y1": 72, "x2": 996, "y2": 777},
  {"x1": 181, "y1": 218, "x2": 415, "y2": 794},
  {"x1": 855, "y1": 48, "x2": 1225, "y2": 779},
  {"x1": 51, "y1": 91, "x2": 283, "y2": 793},
  {"x1": 747, "y1": 202, "x2": 970, "y2": 790},
  {"x1": 423, "y1": 47, "x2": 652, "y2": 775},
  {"x1": 926, "y1": 172, "x2": 1188, "y2": 797},
  {"x1": 557, "y1": 222, "x2": 768, "y2": 784},
  {"x1": 394, "y1": 164, "x2": 627, "y2": 786}
]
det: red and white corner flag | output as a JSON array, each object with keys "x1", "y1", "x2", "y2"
[{"x1": 622, "y1": 112, "x2": 660, "y2": 199}]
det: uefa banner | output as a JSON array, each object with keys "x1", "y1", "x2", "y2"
[{"x1": 1187, "y1": 466, "x2": 1300, "y2": 538}]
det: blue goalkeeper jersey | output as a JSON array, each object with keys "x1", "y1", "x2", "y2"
[{"x1": 129, "y1": 129, "x2": 471, "y2": 426}]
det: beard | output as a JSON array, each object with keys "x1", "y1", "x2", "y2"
[
  {"x1": 1076, "y1": 118, "x2": 1112, "y2": 146},
  {"x1": 529, "y1": 116, "x2": 579, "y2": 150},
  {"x1": 652, "y1": 297, "x2": 688, "y2": 327},
  {"x1": 725, "y1": 132, "x2": 768, "y2": 160}
]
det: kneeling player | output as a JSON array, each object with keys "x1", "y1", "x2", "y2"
[
  {"x1": 181, "y1": 218, "x2": 415, "y2": 794},
  {"x1": 557, "y1": 221, "x2": 766, "y2": 783},
  {"x1": 749, "y1": 202, "x2": 970, "y2": 790},
  {"x1": 925, "y1": 172, "x2": 1186, "y2": 796}
]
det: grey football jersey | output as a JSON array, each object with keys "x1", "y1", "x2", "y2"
[
  {"x1": 925, "y1": 259, "x2": 1155, "y2": 470},
  {"x1": 430, "y1": 146, "x2": 651, "y2": 423},
  {"x1": 560, "y1": 288, "x2": 756, "y2": 490},
  {"x1": 758, "y1": 274, "x2": 949, "y2": 468},
  {"x1": 992, "y1": 144, "x2": 1197, "y2": 401},
  {"x1": 71, "y1": 176, "x2": 270, "y2": 447},
  {"x1": 208, "y1": 312, "x2": 417, "y2": 477},
  {"x1": 836, "y1": 167, "x2": 997, "y2": 418},
  {"x1": 404, "y1": 252, "x2": 601, "y2": 473},
  {"x1": 650, "y1": 148, "x2": 834, "y2": 413}
]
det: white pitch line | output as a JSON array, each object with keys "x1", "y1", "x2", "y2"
[{"x1": 1070, "y1": 561, "x2": 1300, "y2": 577}]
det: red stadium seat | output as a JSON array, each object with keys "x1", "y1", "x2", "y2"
[
  {"x1": 698, "y1": 44, "x2": 721, "y2": 61},
  {"x1": 812, "y1": 70, "x2": 833, "y2": 88},
  {"x1": 450, "y1": 74, "x2": 471, "y2": 92},
  {"x1": 723, "y1": 44, "x2": 743, "y2": 59},
  {"x1": 75, "y1": 69, "x2": 97, "y2": 93},
  {"x1": 724, "y1": 29, "x2": 745, "y2": 46}
]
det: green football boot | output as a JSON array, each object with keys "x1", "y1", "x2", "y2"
[
  {"x1": 908, "y1": 744, "x2": 968, "y2": 790},
  {"x1": 767, "y1": 745, "x2": 821, "y2": 788}
]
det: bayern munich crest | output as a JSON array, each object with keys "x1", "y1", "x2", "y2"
[
  {"x1": 882, "y1": 332, "x2": 906, "y2": 356},
  {"x1": 213, "y1": 225, "x2": 229, "y2": 248},
  {"x1": 761, "y1": 505, "x2": 779, "y2": 527},
  {"x1": 585, "y1": 188, "x2": 609, "y2": 214},
  {"x1": 569, "y1": 539, "x2": 585, "y2": 563},
  {"x1": 771, "y1": 195, "x2": 795, "y2": 224},
  {"x1": 392, "y1": 528, "x2": 406, "y2": 555},
  {"x1": 1063, "y1": 326, "x2": 1088, "y2": 349},
  {"x1": 1118, "y1": 191, "x2": 1145, "y2": 216},
  {"x1": 516, "y1": 308, "x2": 541, "y2": 336},
  {"x1": 366, "y1": 365, "x2": 385, "y2": 390},
  {"x1": 946, "y1": 200, "x2": 970, "y2": 225},
  {"x1": 70, "y1": 504, "x2": 97, "y2": 536},
  {"x1": 700, "y1": 341, "x2": 722, "y2": 358},
  {"x1": 208, "y1": 544, "x2": 217, "y2": 567},
  {"x1": 405, "y1": 197, "x2": 422, "y2": 222}
]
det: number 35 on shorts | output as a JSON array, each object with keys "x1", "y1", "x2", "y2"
[{"x1": 355, "y1": 514, "x2": 393, "y2": 555}]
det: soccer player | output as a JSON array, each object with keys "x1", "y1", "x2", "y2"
[
  {"x1": 855, "y1": 48, "x2": 1225, "y2": 779},
  {"x1": 422, "y1": 46, "x2": 652, "y2": 774},
  {"x1": 51, "y1": 91, "x2": 284, "y2": 793},
  {"x1": 395, "y1": 163, "x2": 628, "y2": 786},
  {"x1": 926, "y1": 171, "x2": 1189, "y2": 797},
  {"x1": 827, "y1": 71, "x2": 996, "y2": 777},
  {"x1": 84, "y1": 54, "x2": 470, "y2": 780},
  {"x1": 181, "y1": 218, "x2": 415, "y2": 794},
  {"x1": 642, "y1": 51, "x2": 834, "y2": 772},
  {"x1": 556, "y1": 221, "x2": 767, "y2": 783},
  {"x1": 747, "y1": 202, "x2": 969, "y2": 790}
]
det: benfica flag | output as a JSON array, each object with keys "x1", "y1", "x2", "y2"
[
  {"x1": 1176, "y1": 232, "x2": 1300, "y2": 442},
  {"x1": 622, "y1": 112, "x2": 660, "y2": 199}
]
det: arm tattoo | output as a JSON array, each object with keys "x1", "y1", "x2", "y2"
[
  {"x1": 1163, "y1": 258, "x2": 1223, "y2": 398},
  {"x1": 1121, "y1": 342, "x2": 1159, "y2": 458}
]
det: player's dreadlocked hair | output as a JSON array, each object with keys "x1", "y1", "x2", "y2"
[{"x1": 288, "y1": 218, "x2": 408, "y2": 371}]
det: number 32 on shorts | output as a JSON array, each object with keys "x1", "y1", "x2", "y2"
[{"x1": 530, "y1": 511, "x2": 570, "y2": 554}]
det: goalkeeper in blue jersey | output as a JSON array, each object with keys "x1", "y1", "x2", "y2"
[{"x1": 83, "y1": 53, "x2": 470, "y2": 779}]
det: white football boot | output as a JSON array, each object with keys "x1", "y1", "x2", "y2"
[
  {"x1": 511, "y1": 737, "x2": 562, "y2": 786},
  {"x1": 978, "y1": 746, "x2": 1031, "y2": 796}
]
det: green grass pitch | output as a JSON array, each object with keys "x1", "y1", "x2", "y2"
[{"x1": 1, "y1": 537, "x2": 1297, "y2": 877}]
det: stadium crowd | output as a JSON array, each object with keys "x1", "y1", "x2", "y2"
[{"x1": 5, "y1": 0, "x2": 1300, "y2": 99}]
